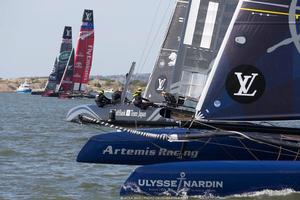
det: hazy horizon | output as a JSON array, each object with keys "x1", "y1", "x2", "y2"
[{"x1": 0, "y1": 0, "x2": 175, "y2": 79}]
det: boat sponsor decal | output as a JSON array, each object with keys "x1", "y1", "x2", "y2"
[
  {"x1": 155, "y1": 76, "x2": 167, "y2": 93},
  {"x1": 63, "y1": 26, "x2": 72, "y2": 39},
  {"x1": 79, "y1": 31, "x2": 94, "y2": 40},
  {"x1": 137, "y1": 172, "x2": 223, "y2": 189},
  {"x1": 102, "y1": 146, "x2": 199, "y2": 158},
  {"x1": 226, "y1": 65, "x2": 265, "y2": 104},
  {"x1": 83, "y1": 10, "x2": 93, "y2": 23},
  {"x1": 114, "y1": 109, "x2": 147, "y2": 118},
  {"x1": 82, "y1": 44, "x2": 93, "y2": 83},
  {"x1": 59, "y1": 51, "x2": 71, "y2": 61},
  {"x1": 168, "y1": 52, "x2": 177, "y2": 66},
  {"x1": 122, "y1": 172, "x2": 223, "y2": 196}
]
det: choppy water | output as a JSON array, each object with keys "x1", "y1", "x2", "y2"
[{"x1": 0, "y1": 93, "x2": 299, "y2": 200}]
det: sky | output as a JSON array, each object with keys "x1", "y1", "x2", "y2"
[{"x1": 0, "y1": 0, "x2": 176, "y2": 78}]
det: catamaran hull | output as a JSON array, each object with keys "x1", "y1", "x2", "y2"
[
  {"x1": 120, "y1": 161, "x2": 300, "y2": 197},
  {"x1": 41, "y1": 92, "x2": 59, "y2": 97},
  {"x1": 77, "y1": 128, "x2": 300, "y2": 165},
  {"x1": 66, "y1": 104, "x2": 180, "y2": 127}
]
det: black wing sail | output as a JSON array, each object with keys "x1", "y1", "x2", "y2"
[
  {"x1": 144, "y1": 0, "x2": 190, "y2": 103},
  {"x1": 43, "y1": 26, "x2": 72, "y2": 95},
  {"x1": 56, "y1": 26, "x2": 72, "y2": 92}
]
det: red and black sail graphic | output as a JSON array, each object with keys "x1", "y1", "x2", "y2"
[{"x1": 72, "y1": 9, "x2": 94, "y2": 92}]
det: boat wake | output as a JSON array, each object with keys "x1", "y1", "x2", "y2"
[
  {"x1": 121, "y1": 188, "x2": 298, "y2": 199},
  {"x1": 231, "y1": 188, "x2": 298, "y2": 198}
]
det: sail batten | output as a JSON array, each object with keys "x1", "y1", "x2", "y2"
[{"x1": 196, "y1": 0, "x2": 300, "y2": 121}]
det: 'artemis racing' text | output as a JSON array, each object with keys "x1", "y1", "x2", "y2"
[{"x1": 103, "y1": 146, "x2": 199, "y2": 158}]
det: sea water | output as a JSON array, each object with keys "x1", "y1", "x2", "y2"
[{"x1": 0, "y1": 93, "x2": 299, "y2": 200}]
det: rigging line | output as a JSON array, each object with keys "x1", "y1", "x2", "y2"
[
  {"x1": 294, "y1": 149, "x2": 300, "y2": 161},
  {"x1": 79, "y1": 115, "x2": 299, "y2": 155},
  {"x1": 193, "y1": 138, "x2": 298, "y2": 157},
  {"x1": 237, "y1": 138, "x2": 259, "y2": 160},
  {"x1": 195, "y1": 138, "x2": 212, "y2": 152},
  {"x1": 219, "y1": 143, "x2": 237, "y2": 160},
  {"x1": 82, "y1": 112, "x2": 299, "y2": 158},
  {"x1": 259, "y1": 121, "x2": 276, "y2": 127},
  {"x1": 138, "y1": 0, "x2": 175, "y2": 74},
  {"x1": 79, "y1": 115, "x2": 169, "y2": 140},
  {"x1": 277, "y1": 146, "x2": 282, "y2": 161},
  {"x1": 136, "y1": 0, "x2": 164, "y2": 75},
  {"x1": 179, "y1": 116, "x2": 197, "y2": 158},
  {"x1": 185, "y1": 120, "x2": 300, "y2": 155},
  {"x1": 191, "y1": 119, "x2": 223, "y2": 131},
  {"x1": 211, "y1": 129, "x2": 300, "y2": 155}
]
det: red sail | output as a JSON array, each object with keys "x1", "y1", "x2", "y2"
[{"x1": 73, "y1": 9, "x2": 94, "y2": 92}]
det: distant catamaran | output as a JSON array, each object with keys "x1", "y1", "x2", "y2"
[
  {"x1": 43, "y1": 26, "x2": 73, "y2": 97},
  {"x1": 62, "y1": 9, "x2": 94, "y2": 98}
]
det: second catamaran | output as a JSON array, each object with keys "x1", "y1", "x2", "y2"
[
  {"x1": 43, "y1": 26, "x2": 73, "y2": 97},
  {"x1": 66, "y1": 0, "x2": 238, "y2": 126},
  {"x1": 60, "y1": 9, "x2": 95, "y2": 98}
]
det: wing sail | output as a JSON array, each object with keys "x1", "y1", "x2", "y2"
[{"x1": 196, "y1": 0, "x2": 300, "y2": 121}]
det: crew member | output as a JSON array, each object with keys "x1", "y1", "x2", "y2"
[
  {"x1": 95, "y1": 90, "x2": 111, "y2": 107},
  {"x1": 133, "y1": 88, "x2": 157, "y2": 110},
  {"x1": 161, "y1": 91, "x2": 177, "y2": 107},
  {"x1": 111, "y1": 87, "x2": 123, "y2": 104}
]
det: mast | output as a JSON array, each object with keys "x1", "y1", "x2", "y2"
[
  {"x1": 144, "y1": 0, "x2": 190, "y2": 103},
  {"x1": 58, "y1": 49, "x2": 75, "y2": 94},
  {"x1": 72, "y1": 9, "x2": 95, "y2": 93},
  {"x1": 121, "y1": 62, "x2": 136, "y2": 104}
]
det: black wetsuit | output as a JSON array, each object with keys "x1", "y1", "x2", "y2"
[
  {"x1": 133, "y1": 94, "x2": 156, "y2": 110},
  {"x1": 95, "y1": 93, "x2": 111, "y2": 107},
  {"x1": 111, "y1": 90, "x2": 122, "y2": 104},
  {"x1": 162, "y1": 92, "x2": 177, "y2": 107}
]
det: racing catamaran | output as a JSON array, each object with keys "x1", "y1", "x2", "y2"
[
  {"x1": 61, "y1": 9, "x2": 95, "y2": 98},
  {"x1": 66, "y1": 0, "x2": 238, "y2": 126},
  {"x1": 77, "y1": 0, "x2": 300, "y2": 197},
  {"x1": 42, "y1": 26, "x2": 73, "y2": 97}
]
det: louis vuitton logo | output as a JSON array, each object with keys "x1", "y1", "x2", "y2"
[
  {"x1": 234, "y1": 72, "x2": 258, "y2": 96},
  {"x1": 157, "y1": 78, "x2": 166, "y2": 91},
  {"x1": 66, "y1": 29, "x2": 71, "y2": 37},
  {"x1": 85, "y1": 12, "x2": 92, "y2": 21}
]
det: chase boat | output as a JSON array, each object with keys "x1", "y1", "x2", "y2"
[{"x1": 16, "y1": 81, "x2": 32, "y2": 94}]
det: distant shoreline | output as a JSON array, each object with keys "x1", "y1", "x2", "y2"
[{"x1": 0, "y1": 74, "x2": 149, "y2": 93}]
